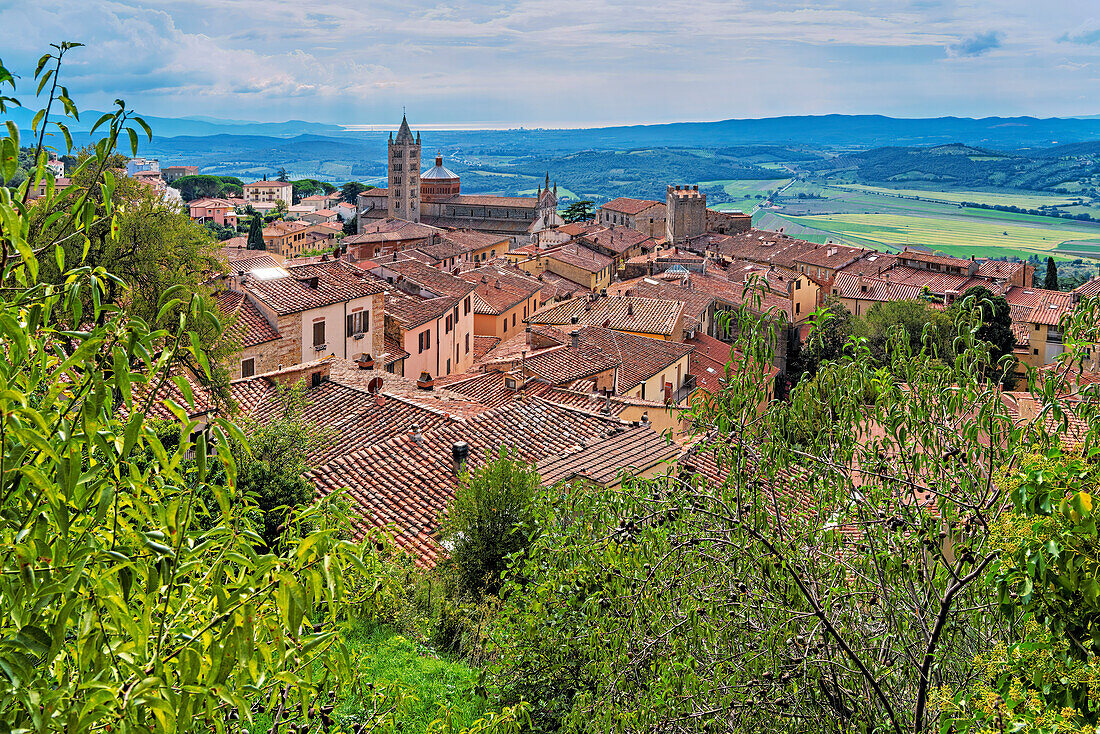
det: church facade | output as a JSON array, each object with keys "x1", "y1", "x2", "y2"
[{"x1": 358, "y1": 116, "x2": 563, "y2": 244}]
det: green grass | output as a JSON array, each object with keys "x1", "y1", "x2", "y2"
[
  {"x1": 780, "y1": 211, "x2": 1100, "y2": 261},
  {"x1": 834, "y1": 184, "x2": 1078, "y2": 208},
  {"x1": 250, "y1": 620, "x2": 489, "y2": 733}
]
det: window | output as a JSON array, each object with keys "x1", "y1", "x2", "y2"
[
  {"x1": 512, "y1": 313, "x2": 517, "y2": 327},
  {"x1": 464, "y1": 295, "x2": 471, "y2": 315},
  {"x1": 241, "y1": 357, "x2": 255, "y2": 378},
  {"x1": 446, "y1": 358, "x2": 451, "y2": 375},
  {"x1": 1033, "y1": 348, "x2": 1039, "y2": 355},
  {"x1": 313, "y1": 321, "x2": 326, "y2": 348},
  {"x1": 465, "y1": 332, "x2": 470, "y2": 354},
  {"x1": 418, "y1": 329, "x2": 431, "y2": 353},
  {"x1": 347, "y1": 310, "x2": 369, "y2": 336},
  {"x1": 503, "y1": 318, "x2": 508, "y2": 333},
  {"x1": 446, "y1": 314, "x2": 453, "y2": 333}
]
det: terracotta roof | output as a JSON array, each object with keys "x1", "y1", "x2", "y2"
[
  {"x1": 536, "y1": 271, "x2": 587, "y2": 302},
  {"x1": 375, "y1": 257, "x2": 478, "y2": 300},
  {"x1": 243, "y1": 259, "x2": 385, "y2": 315},
  {"x1": 546, "y1": 244, "x2": 613, "y2": 273},
  {"x1": 309, "y1": 208, "x2": 338, "y2": 217},
  {"x1": 608, "y1": 277, "x2": 715, "y2": 324},
  {"x1": 601, "y1": 198, "x2": 664, "y2": 216},
  {"x1": 579, "y1": 225, "x2": 654, "y2": 256},
  {"x1": 345, "y1": 218, "x2": 440, "y2": 245},
  {"x1": 460, "y1": 265, "x2": 543, "y2": 315},
  {"x1": 898, "y1": 248, "x2": 973, "y2": 269},
  {"x1": 226, "y1": 253, "x2": 281, "y2": 272},
  {"x1": 127, "y1": 371, "x2": 217, "y2": 422},
  {"x1": 686, "y1": 333, "x2": 778, "y2": 395},
  {"x1": 384, "y1": 290, "x2": 459, "y2": 330},
  {"x1": 472, "y1": 335, "x2": 500, "y2": 360},
  {"x1": 244, "y1": 180, "x2": 292, "y2": 189},
  {"x1": 305, "y1": 396, "x2": 627, "y2": 565},
  {"x1": 357, "y1": 187, "x2": 388, "y2": 198},
  {"x1": 383, "y1": 334, "x2": 409, "y2": 365},
  {"x1": 704, "y1": 230, "x2": 822, "y2": 269},
  {"x1": 1074, "y1": 277, "x2": 1100, "y2": 299},
  {"x1": 840, "y1": 253, "x2": 898, "y2": 277},
  {"x1": 214, "y1": 290, "x2": 281, "y2": 348},
  {"x1": 420, "y1": 216, "x2": 534, "y2": 235},
  {"x1": 189, "y1": 197, "x2": 235, "y2": 209},
  {"x1": 793, "y1": 243, "x2": 866, "y2": 270},
  {"x1": 830, "y1": 271, "x2": 926, "y2": 302},
  {"x1": 529, "y1": 295, "x2": 685, "y2": 338},
  {"x1": 437, "y1": 194, "x2": 539, "y2": 208},
  {"x1": 537, "y1": 425, "x2": 677, "y2": 487},
  {"x1": 978, "y1": 260, "x2": 1027, "y2": 280},
  {"x1": 262, "y1": 220, "x2": 310, "y2": 238},
  {"x1": 415, "y1": 229, "x2": 508, "y2": 262},
  {"x1": 660, "y1": 270, "x2": 792, "y2": 321},
  {"x1": 1028, "y1": 290, "x2": 1074, "y2": 327}
]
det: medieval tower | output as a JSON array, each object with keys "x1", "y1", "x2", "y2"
[
  {"x1": 665, "y1": 185, "x2": 706, "y2": 246},
  {"x1": 388, "y1": 114, "x2": 421, "y2": 223}
]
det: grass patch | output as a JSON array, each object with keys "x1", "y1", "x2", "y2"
[
  {"x1": 833, "y1": 184, "x2": 1079, "y2": 209},
  {"x1": 782, "y1": 212, "x2": 1098, "y2": 259},
  {"x1": 249, "y1": 620, "x2": 489, "y2": 733}
]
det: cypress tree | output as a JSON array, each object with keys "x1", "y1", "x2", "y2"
[
  {"x1": 246, "y1": 215, "x2": 265, "y2": 250},
  {"x1": 1044, "y1": 256, "x2": 1058, "y2": 291}
]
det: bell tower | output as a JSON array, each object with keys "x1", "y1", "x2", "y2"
[{"x1": 388, "y1": 114, "x2": 421, "y2": 222}]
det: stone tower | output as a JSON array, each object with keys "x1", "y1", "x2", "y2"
[
  {"x1": 666, "y1": 185, "x2": 706, "y2": 246},
  {"x1": 388, "y1": 114, "x2": 421, "y2": 223}
]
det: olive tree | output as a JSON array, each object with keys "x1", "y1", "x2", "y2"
[{"x1": 0, "y1": 46, "x2": 380, "y2": 733}]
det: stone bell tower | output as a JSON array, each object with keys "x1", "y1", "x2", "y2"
[{"x1": 388, "y1": 114, "x2": 421, "y2": 222}]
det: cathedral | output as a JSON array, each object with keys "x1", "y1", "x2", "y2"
[{"x1": 359, "y1": 114, "x2": 563, "y2": 244}]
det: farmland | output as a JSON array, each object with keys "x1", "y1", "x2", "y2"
[{"x1": 833, "y1": 184, "x2": 1080, "y2": 208}]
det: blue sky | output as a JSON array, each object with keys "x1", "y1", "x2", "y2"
[{"x1": 1, "y1": 0, "x2": 1098, "y2": 127}]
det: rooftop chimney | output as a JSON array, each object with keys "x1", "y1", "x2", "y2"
[
  {"x1": 627, "y1": 301, "x2": 634, "y2": 317},
  {"x1": 411, "y1": 424, "x2": 424, "y2": 443},
  {"x1": 570, "y1": 329, "x2": 580, "y2": 349},
  {"x1": 451, "y1": 441, "x2": 469, "y2": 475}
]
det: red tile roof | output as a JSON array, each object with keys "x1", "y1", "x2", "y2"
[
  {"x1": 375, "y1": 257, "x2": 478, "y2": 300},
  {"x1": 546, "y1": 244, "x2": 613, "y2": 273},
  {"x1": 472, "y1": 335, "x2": 500, "y2": 360},
  {"x1": 608, "y1": 277, "x2": 716, "y2": 324},
  {"x1": 830, "y1": 271, "x2": 926, "y2": 302},
  {"x1": 460, "y1": 265, "x2": 543, "y2": 315},
  {"x1": 578, "y1": 225, "x2": 655, "y2": 256},
  {"x1": 306, "y1": 396, "x2": 629, "y2": 565},
  {"x1": 437, "y1": 194, "x2": 539, "y2": 208},
  {"x1": 214, "y1": 290, "x2": 281, "y2": 348},
  {"x1": 537, "y1": 425, "x2": 677, "y2": 487},
  {"x1": 1074, "y1": 277, "x2": 1100, "y2": 299},
  {"x1": 244, "y1": 180, "x2": 292, "y2": 189},
  {"x1": 792, "y1": 243, "x2": 866, "y2": 270},
  {"x1": 243, "y1": 259, "x2": 385, "y2": 315},
  {"x1": 529, "y1": 295, "x2": 685, "y2": 338},
  {"x1": 601, "y1": 198, "x2": 664, "y2": 216},
  {"x1": 345, "y1": 218, "x2": 440, "y2": 245}
]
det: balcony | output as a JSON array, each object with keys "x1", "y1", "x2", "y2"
[{"x1": 665, "y1": 374, "x2": 697, "y2": 405}]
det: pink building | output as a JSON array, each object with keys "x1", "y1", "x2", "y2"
[{"x1": 189, "y1": 198, "x2": 239, "y2": 227}]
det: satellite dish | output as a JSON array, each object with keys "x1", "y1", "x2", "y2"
[{"x1": 367, "y1": 376, "x2": 383, "y2": 394}]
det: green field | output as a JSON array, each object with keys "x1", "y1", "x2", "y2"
[
  {"x1": 701, "y1": 178, "x2": 791, "y2": 197},
  {"x1": 779, "y1": 211, "x2": 1100, "y2": 261},
  {"x1": 834, "y1": 184, "x2": 1079, "y2": 208}
]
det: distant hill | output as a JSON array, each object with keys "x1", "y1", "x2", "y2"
[
  {"x1": 7, "y1": 107, "x2": 344, "y2": 138},
  {"x1": 806, "y1": 143, "x2": 1099, "y2": 190}
]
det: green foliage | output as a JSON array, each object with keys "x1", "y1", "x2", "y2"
[
  {"x1": 246, "y1": 213, "x2": 265, "y2": 250},
  {"x1": 277, "y1": 166, "x2": 289, "y2": 182},
  {"x1": 441, "y1": 449, "x2": 539, "y2": 598},
  {"x1": 948, "y1": 285, "x2": 1018, "y2": 382},
  {"x1": 851, "y1": 299, "x2": 955, "y2": 367},
  {"x1": 792, "y1": 295, "x2": 853, "y2": 379},
  {"x1": 342, "y1": 181, "x2": 369, "y2": 203},
  {"x1": 203, "y1": 219, "x2": 237, "y2": 241},
  {"x1": 940, "y1": 449, "x2": 1100, "y2": 733},
  {"x1": 561, "y1": 200, "x2": 594, "y2": 223},
  {"x1": 0, "y1": 46, "x2": 383, "y2": 733},
  {"x1": 291, "y1": 178, "x2": 332, "y2": 203},
  {"x1": 1044, "y1": 256, "x2": 1059, "y2": 291},
  {"x1": 168, "y1": 174, "x2": 243, "y2": 201}
]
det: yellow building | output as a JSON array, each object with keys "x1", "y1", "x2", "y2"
[{"x1": 543, "y1": 244, "x2": 614, "y2": 292}]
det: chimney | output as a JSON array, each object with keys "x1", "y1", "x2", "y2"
[
  {"x1": 570, "y1": 329, "x2": 580, "y2": 348},
  {"x1": 627, "y1": 301, "x2": 634, "y2": 317},
  {"x1": 641, "y1": 411, "x2": 649, "y2": 425},
  {"x1": 451, "y1": 441, "x2": 469, "y2": 475},
  {"x1": 859, "y1": 272, "x2": 866, "y2": 292},
  {"x1": 495, "y1": 279, "x2": 502, "y2": 289},
  {"x1": 525, "y1": 326, "x2": 532, "y2": 346},
  {"x1": 410, "y1": 424, "x2": 424, "y2": 443}
]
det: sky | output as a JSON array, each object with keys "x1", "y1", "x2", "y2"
[{"x1": 1, "y1": 0, "x2": 1099, "y2": 128}]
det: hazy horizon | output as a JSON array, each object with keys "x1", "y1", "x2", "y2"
[{"x1": 2, "y1": 1, "x2": 1098, "y2": 128}]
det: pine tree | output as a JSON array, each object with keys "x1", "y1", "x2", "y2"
[
  {"x1": 246, "y1": 214, "x2": 265, "y2": 250},
  {"x1": 1044, "y1": 256, "x2": 1059, "y2": 291}
]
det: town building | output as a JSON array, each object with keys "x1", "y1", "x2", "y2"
[
  {"x1": 458, "y1": 263, "x2": 544, "y2": 339},
  {"x1": 415, "y1": 229, "x2": 510, "y2": 269},
  {"x1": 367, "y1": 257, "x2": 478, "y2": 379},
  {"x1": 357, "y1": 116, "x2": 563, "y2": 243},
  {"x1": 666, "y1": 185, "x2": 708, "y2": 246},
  {"x1": 188, "y1": 198, "x2": 238, "y2": 227},
  {"x1": 126, "y1": 158, "x2": 160, "y2": 177},
  {"x1": 162, "y1": 165, "x2": 198, "y2": 182},
  {"x1": 343, "y1": 219, "x2": 442, "y2": 261},
  {"x1": 528, "y1": 294, "x2": 686, "y2": 342},
  {"x1": 243, "y1": 180, "x2": 293, "y2": 207},
  {"x1": 219, "y1": 259, "x2": 388, "y2": 378},
  {"x1": 542, "y1": 244, "x2": 615, "y2": 292},
  {"x1": 599, "y1": 198, "x2": 666, "y2": 238},
  {"x1": 262, "y1": 220, "x2": 314, "y2": 257}
]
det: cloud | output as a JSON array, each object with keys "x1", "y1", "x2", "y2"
[
  {"x1": 947, "y1": 31, "x2": 1003, "y2": 57},
  {"x1": 1060, "y1": 27, "x2": 1100, "y2": 45},
  {"x1": 0, "y1": 0, "x2": 1097, "y2": 124}
]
